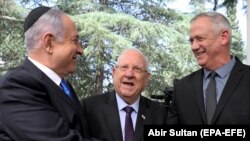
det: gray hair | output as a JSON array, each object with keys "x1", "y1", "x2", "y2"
[
  {"x1": 24, "y1": 8, "x2": 66, "y2": 52},
  {"x1": 117, "y1": 48, "x2": 149, "y2": 70},
  {"x1": 191, "y1": 11, "x2": 231, "y2": 39}
]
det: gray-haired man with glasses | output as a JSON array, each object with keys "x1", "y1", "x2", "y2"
[{"x1": 82, "y1": 48, "x2": 167, "y2": 141}]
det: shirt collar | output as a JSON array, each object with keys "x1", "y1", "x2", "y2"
[
  {"x1": 28, "y1": 57, "x2": 62, "y2": 86},
  {"x1": 204, "y1": 56, "x2": 236, "y2": 79},
  {"x1": 116, "y1": 93, "x2": 140, "y2": 113}
]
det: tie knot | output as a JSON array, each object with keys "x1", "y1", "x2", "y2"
[
  {"x1": 209, "y1": 71, "x2": 217, "y2": 79},
  {"x1": 123, "y1": 106, "x2": 134, "y2": 114},
  {"x1": 60, "y1": 79, "x2": 72, "y2": 99},
  {"x1": 61, "y1": 79, "x2": 67, "y2": 85},
  {"x1": 60, "y1": 79, "x2": 69, "y2": 90}
]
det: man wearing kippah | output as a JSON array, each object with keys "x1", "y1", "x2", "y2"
[{"x1": 0, "y1": 6, "x2": 100, "y2": 141}]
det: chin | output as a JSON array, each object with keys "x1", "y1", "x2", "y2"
[
  {"x1": 121, "y1": 91, "x2": 133, "y2": 97},
  {"x1": 70, "y1": 66, "x2": 77, "y2": 72},
  {"x1": 67, "y1": 69, "x2": 75, "y2": 75},
  {"x1": 196, "y1": 58, "x2": 206, "y2": 66}
]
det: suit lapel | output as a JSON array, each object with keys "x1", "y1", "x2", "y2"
[
  {"x1": 212, "y1": 59, "x2": 244, "y2": 124},
  {"x1": 134, "y1": 97, "x2": 148, "y2": 141},
  {"x1": 22, "y1": 58, "x2": 80, "y2": 112},
  {"x1": 193, "y1": 69, "x2": 207, "y2": 124},
  {"x1": 66, "y1": 82, "x2": 82, "y2": 108},
  {"x1": 102, "y1": 92, "x2": 123, "y2": 141}
]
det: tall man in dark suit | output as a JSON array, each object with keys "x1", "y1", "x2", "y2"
[
  {"x1": 167, "y1": 11, "x2": 250, "y2": 125},
  {"x1": 0, "y1": 6, "x2": 100, "y2": 141},
  {"x1": 82, "y1": 48, "x2": 167, "y2": 141}
]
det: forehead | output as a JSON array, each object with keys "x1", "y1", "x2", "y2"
[
  {"x1": 190, "y1": 17, "x2": 212, "y2": 37},
  {"x1": 62, "y1": 15, "x2": 78, "y2": 38}
]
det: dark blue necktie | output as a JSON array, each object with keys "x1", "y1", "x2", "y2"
[
  {"x1": 60, "y1": 79, "x2": 73, "y2": 99},
  {"x1": 206, "y1": 71, "x2": 217, "y2": 124},
  {"x1": 124, "y1": 106, "x2": 134, "y2": 141}
]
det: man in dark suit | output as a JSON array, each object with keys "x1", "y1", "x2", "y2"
[
  {"x1": 82, "y1": 48, "x2": 167, "y2": 141},
  {"x1": 0, "y1": 6, "x2": 99, "y2": 141},
  {"x1": 167, "y1": 11, "x2": 250, "y2": 125}
]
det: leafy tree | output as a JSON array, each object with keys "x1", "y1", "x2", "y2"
[
  {"x1": 225, "y1": 0, "x2": 245, "y2": 60},
  {"x1": 0, "y1": 0, "x2": 26, "y2": 75},
  {"x1": 0, "y1": 0, "x2": 245, "y2": 102},
  {"x1": 206, "y1": 0, "x2": 246, "y2": 60},
  {"x1": 71, "y1": 11, "x2": 187, "y2": 98}
]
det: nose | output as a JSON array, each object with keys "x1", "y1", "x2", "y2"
[
  {"x1": 191, "y1": 39, "x2": 199, "y2": 51},
  {"x1": 124, "y1": 68, "x2": 135, "y2": 78},
  {"x1": 77, "y1": 44, "x2": 83, "y2": 55}
]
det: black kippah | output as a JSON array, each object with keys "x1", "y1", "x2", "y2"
[{"x1": 24, "y1": 6, "x2": 51, "y2": 33}]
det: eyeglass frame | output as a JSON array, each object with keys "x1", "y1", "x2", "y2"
[{"x1": 115, "y1": 65, "x2": 148, "y2": 73}]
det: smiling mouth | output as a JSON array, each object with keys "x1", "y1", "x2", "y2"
[
  {"x1": 72, "y1": 56, "x2": 77, "y2": 60},
  {"x1": 123, "y1": 82, "x2": 134, "y2": 86},
  {"x1": 195, "y1": 50, "x2": 205, "y2": 57}
]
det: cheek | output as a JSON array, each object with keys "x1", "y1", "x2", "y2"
[
  {"x1": 52, "y1": 51, "x2": 64, "y2": 64},
  {"x1": 136, "y1": 77, "x2": 147, "y2": 87},
  {"x1": 113, "y1": 75, "x2": 122, "y2": 85}
]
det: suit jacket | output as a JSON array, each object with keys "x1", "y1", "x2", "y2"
[
  {"x1": 82, "y1": 91, "x2": 167, "y2": 141},
  {"x1": 0, "y1": 58, "x2": 97, "y2": 141},
  {"x1": 167, "y1": 58, "x2": 250, "y2": 125}
]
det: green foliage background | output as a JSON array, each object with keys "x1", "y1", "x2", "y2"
[{"x1": 0, "y1": 0, "x2": 246, "y2": 101}]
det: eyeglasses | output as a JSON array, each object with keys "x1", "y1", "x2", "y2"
[{"x1": 116, "y1": 65, "x2": 147, "y2": 73}]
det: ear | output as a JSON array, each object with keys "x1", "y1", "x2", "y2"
[
  {"x1": 145, "y1": 72, "x2": 151, "y2": 85},
  {"x1": 220, "y1": 30, "x2": 230, "y2": 45},
  {"x1": 42, "y1": 32, "x2": 54, "y2": 54},
  {"x1": 112, "y1": 67, "x2": 116, "y2": 78}
]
